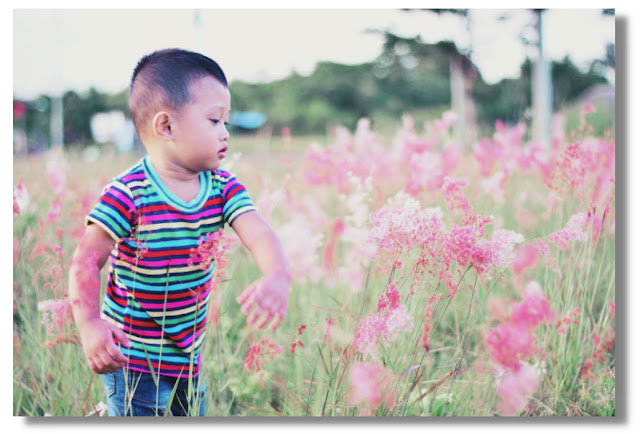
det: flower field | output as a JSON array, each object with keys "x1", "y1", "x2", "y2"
[{"x1": 13, "y1": 107, "x2": 615, "y2": 417}]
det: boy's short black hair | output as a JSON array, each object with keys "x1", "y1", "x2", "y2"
[{"x1": 129, "y1": 48, "x2": 228, "y2": 137}]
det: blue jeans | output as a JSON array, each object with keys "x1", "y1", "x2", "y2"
[{"x1": 101, "y1": 368, "x2": 206, "y2": 416}]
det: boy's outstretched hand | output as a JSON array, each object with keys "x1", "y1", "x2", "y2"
[{"x1": 236, "y1": 272, "x2": 290, "y2": 331}]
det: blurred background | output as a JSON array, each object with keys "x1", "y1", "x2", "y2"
[{"x1": 13, "y1": 8, "x2": 615, "y2": 156}]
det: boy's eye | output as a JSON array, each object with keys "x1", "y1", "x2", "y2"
[{"x1": 210, "y1": 119, "x2": 230, "y2": 127}]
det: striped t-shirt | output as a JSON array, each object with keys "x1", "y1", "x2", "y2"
[{"x1": 86, "y1": 156, "x2": 255, "y2": 378}]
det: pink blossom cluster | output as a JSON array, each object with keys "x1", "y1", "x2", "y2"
[
  {"x1": 546, "y1": 138, "x2": 615, "y2": 205},
  {"x1": 442, "y1": 176, "x2": 472, "y2": 215},
  {"x1": 189, "y1": 229, "x2": 235, "y2": 271},
  {"x1": 323, "y1": 317, "x2": 334, "y2": 344},
  {"x1": 473, "y1": 229, "x2": 525, "y2": 274},
  {"x1": 511, "y1": 244, "x2": 540, "y2": 277},
  {"x1": 244, "y1": 336, "x2": 283, "y2": 373},
  {"x1": 189, "y1": 229, "x2": 235, "y2": 294},
  {"x1": 438, "y1": 214, "x2": 523, "y2": 293},
  {"x1": 13, "y1": 177, "x2": 29, "y2": 215},
  {"x1": 482, "y1": 169, "x2": 510, "y2": 203},
  {"x1": 347, "y1": 361, "x2": 396, "y2": 411},
  {"x1": 495, "y1": 362, "x2": 540, "y2": 416},
  {"x1": 37, "y1": 298, "x2": 72, "y2": 336},
  {"x1": 354, "y1": 284, "x2": 413, "y2": 359},
  {"x1": 301, "y1": 120, "x2": 390, "y2": 194},
  {"x1": 556, "y1": 308, "x2": 581, "y2": 335},
  {"x1": 367, "y1": 195, "x2": 443, "y2": 257},
  {"x1": 396, "y1": 113, "x2": 461, "y2": 195},
  {"x1": 533, "y1": 238, "x2": 559, "y2": 272},
  {"x1": 421, "y1": 293, "x2": 441, "y2": 352},
  {"x1": 289, "y1": 324, "x2": 307, "y2": 355},
  {"x1": 368, "y1": 194, "x2": 524, "y2": 295},
  {"x1": 406, "y1": 151, "x2": 446, "y2": 195},
  {"x1": 547, "y1": 212, "x2": 588, "y2": 250},
  {"x1": 277, "y1": 213, "x2": 325, "y2": 283},
  {"x1": 581, "y1": 326, "x2": 615, "y2": 380},
  {"x1": 485, "y1": 281, "x2": 555, "y2": 415},
  {"x1": 471, "y1": 121, "x2": 524, "y2": 178}
]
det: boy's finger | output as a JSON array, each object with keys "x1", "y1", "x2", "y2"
[
  {"x1": 106, "y1": 341, "x2": 129, "y2": 365},
  {"x1": 267, "y1": 312, "x2": 283, "y2": 331},
  {"x1": 97, "y1": 350, "x2": 119, "y2": 371},
  {"x1": 236, "y1": 284, "x2": 256, "y2": 304},
  {"x1": 255, "y1": 311, "x2": 272, "y2": 330},
  {"x1": 112, "y1": 326, "x2": 132, "y2": 348},
  {"x1": 241, "y1": 298, "x2": 256, "y2": 315},
  {"x1": 247, "y1": 307, "x2": 264, "y2": 326}
]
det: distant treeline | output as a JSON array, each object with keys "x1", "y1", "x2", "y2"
[{"x1": 15, "y1": 33, "x2": 609, "y2": 151}]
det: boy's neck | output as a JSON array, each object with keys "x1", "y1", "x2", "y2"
[
  {"x1": 146, "y1": 153, "x2": 200, "y2": 183},
  {"x1": 146, "y1": 154, "x2": 203, "y2": 203}
]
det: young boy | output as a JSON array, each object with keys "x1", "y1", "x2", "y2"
[{"x1": 68, "y1": 48, "x2": 291, "y2": 416}]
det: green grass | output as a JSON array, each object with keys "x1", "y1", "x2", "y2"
[{"x1": 13, "y1": 117, "x2": 615, "y2": 416}]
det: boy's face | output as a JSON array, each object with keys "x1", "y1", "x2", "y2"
[{"x1": 167, "y1": 75, "x2": 231, "y2": 173}]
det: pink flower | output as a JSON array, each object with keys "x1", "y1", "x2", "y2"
[
  {"x1": 534, "y1": 238, "x2": 558, "y2": 272},
  {"x1": 367, "y1": 194, "x2": 443, "y2": 258},
  {"x1": 472, "y1": 138, "x2": 497, "y2": 177},
  {"x1": 37, "y1": 299, "x2": 72, "y2": 336},
  {"x1": 46, "y1": 159, "x2": 67, "y2": 194},
  {"x1": 13, "y1": 177, "x2": 29, "y2": 215},
  {"x1": 244, "y1": 337, "x2": 282, "y2": 373},
  {"x1": 434, "y1": 110, "x2": 457, "y2": 133},
  {"x1": 496, "y1": 362, "x2": 540, "y2": 416},
  {"x1": 384, "y1": 306, "x2": 413, "y2": 342},
  {"x1": 442, "y1": 176, "x2": 472, "y2": 215},
  {"x1": 354, "y1": 314, "x2": 388, "y2": 358},
  {"x1": 486, "y1": 282, "x2": 554, "y2": 371},
  {"x1": 406, "y1": 151, "x2": 445, "y2": 194},
  {"x1": 512, "y1": 244, "x2": 539, "y2": 276},
  {"x1": 510, "y1": 282, "x2": 556, "y2": 328},
  {"x1": 486, "y1": 322, "x2": 537, "y2": 371},
  {"x1": 323, "y1": 219, "x2": 345, "y2": 272},
  {"x1": 609, "y1": 300, "x2": 615, "y2": 319},
  {"x1": 290, "y1": 324, "x2": 307, "y2": 354},
  {"x1": 324, "y1": 317, "x2": 334, "y2": 344},
  {"x1": 441, "y1": 141, "x2": 461, "y2": 175},
  {"x1": 377, "y1": 283, "x2": 401, "y2": 313},
  {"x1": 547, "y1": 212, "x2": 588, "y2": 250},
  {"x1": 354, "y1": 301, "x2": 412, "y2": 359},
  {"x1": 348, "y1": 362, "x2": 396, "y2": 409},
  {"x1": 477, "y1": 230, "x2": 524, "y2": 271},
  {"x1": 289, "y1": 340, "x2": 304, "y2": 355},
  {"x1": 482, "y1": 169, "x2": 510, "y2": 203},
  {"x1": 189, "y1": 229, "x2": 235, "y2": 293}
]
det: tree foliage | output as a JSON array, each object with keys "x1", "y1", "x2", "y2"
[{"x1": 15, "y1": 32, "x2": 612, "y2": 148}]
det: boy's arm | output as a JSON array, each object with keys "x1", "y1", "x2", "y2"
[
  {"x1": 231, "y1": 211, "x2": 291, "y2": 331},
  {"x1": 68, "y1": 224, "x2": 132, "y2": 374}
]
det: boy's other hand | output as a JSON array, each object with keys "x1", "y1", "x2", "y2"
[
  {"x1": 236, "y1": 272, "x2": 291, "y2": 331},
  {"x1": 78, "y1": 318, "x2": 132, "y2": 374}
]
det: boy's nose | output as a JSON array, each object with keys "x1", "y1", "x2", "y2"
[{"x1": 221, "y1": 124, "x2": 230, "y2": 141}]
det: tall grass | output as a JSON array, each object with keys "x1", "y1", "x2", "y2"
[{"x1": 13, "y1": 110, "x2": 615, "y2": 416}]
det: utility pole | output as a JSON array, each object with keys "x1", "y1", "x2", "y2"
[
  {"x1": 450, "y1": 55, "x2": 466, "y2": 145},
  {"x1": 532, "y1": 9, "x2": 552, "y2": 149},
  {"x1": 49, "y1": 94, "x2": 64, "y2": 148}
]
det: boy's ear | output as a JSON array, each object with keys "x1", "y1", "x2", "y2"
[{"x1": 151, "y1": 111, "x2": 173, "y2": 141}]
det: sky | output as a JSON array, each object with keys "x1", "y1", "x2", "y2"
[{"x1": 12, "y1": 7, "x2": 615, "y2": 99}]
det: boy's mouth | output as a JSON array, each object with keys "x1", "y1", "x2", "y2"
[{"x1": 218, "y1": 145, "x2": 228, "y2": 159}]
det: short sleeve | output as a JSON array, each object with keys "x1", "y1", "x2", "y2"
[
  {"x1": 219, "y1": 172, "x2": 256, "y2": 226},
  {"x1": 85, "y1": 180, "x2": 136, "y2": 242}
]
